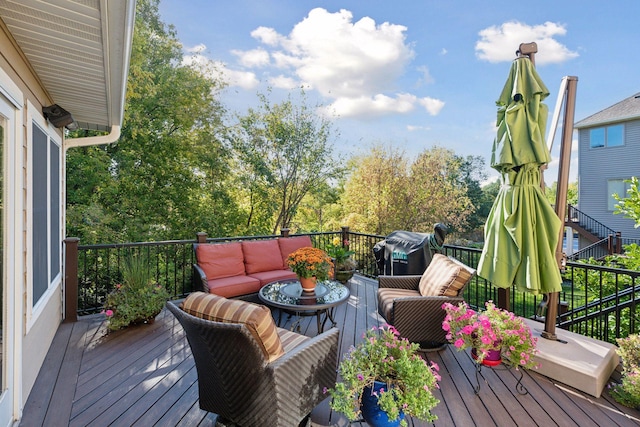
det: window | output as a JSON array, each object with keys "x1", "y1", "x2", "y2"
[
  {"x1": 608, "y1": 179, "x2": 632, "y2": 211},
  {"x1": 590, "y1": 124, "x2": 624, "y2": 148},
  {"x1": 32, "y1": 122, "x2": 61, "y2": 306}
]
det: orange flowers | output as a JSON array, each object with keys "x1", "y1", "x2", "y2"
[{"x1": 287, "y1": 246, "x2": 333, "y2": 280}]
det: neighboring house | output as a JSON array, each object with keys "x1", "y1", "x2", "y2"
[
  {"x1": 0, "y1": 1, "x2": 135, "y2": 424},
  {"x1": 574, "y1": 92, "x2": 640, "y2": 248}
]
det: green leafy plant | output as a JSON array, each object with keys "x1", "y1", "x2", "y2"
[
  {"x1": 610, "y1": 334, "x2": 640, "y2": 408},
  {"x1": 103, "y1": 255, "x2": 169, "y2": 331},
  {"x1": 326, "y1": 237, "x2": 356, "y2": 270},
  {"x1": 326, "y1": 324, "x2": 440, "y2": 426},
  {"x1": 442, "y1": 301, "x2": 538, "y2": 369},
  {"x1": 286, "y1": 246, "x2": 333, "y2": 280}
]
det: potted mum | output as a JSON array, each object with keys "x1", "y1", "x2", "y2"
[
  {"x1": 103, "y1": 255, "x2": 169, "y2": 331},
  {"x1": 442, "y1": 301, "x2": 538, "y2": 369},
  {"x1": 327, "y1": 324, "x2": 440, "y2": 427},
  {"x1": 326, "y1": 237, "x2": 356, "y2": 283},
  {"x1": 286, "y1": 246, "x2": 333, "y2": 292}
]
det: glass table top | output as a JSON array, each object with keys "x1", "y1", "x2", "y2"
[{"x1": 259, "y1": 279, "x2": 350, "y2": 310}]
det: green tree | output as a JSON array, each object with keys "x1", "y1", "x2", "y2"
[
  {"x1": 229, "y1": 89, "x2": 344, "y2": 234},
  {"x1": 66, "y1": 0, "x2": 239, "y2": 243},
  {"x1": 545, "y1": 180, "x2": 578, "y2": 207},
  {"x1": 342, "y1": 145, "x2": 474, "y2": 235},
  {"x1": 341, "y1": 145, "x2": 409, "y2": 234},
  {"x1": 614, "y1": 176, "x2": 640, "y2": 228}
]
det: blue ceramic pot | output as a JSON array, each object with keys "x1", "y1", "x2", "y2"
[{"x1": 360, "y1": 380, "x2": 405, "y2": 427}]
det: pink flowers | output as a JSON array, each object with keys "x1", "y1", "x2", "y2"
[{"x1": 442, "y1": 301, "x2": 538, "y2": 370}]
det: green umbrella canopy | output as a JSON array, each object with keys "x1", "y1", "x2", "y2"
[{"x1": 478, "y1": 57, "x2": 562, "y2": 295}]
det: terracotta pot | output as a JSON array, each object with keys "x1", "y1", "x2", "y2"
[{"x1": 299, "y1": 276, "x2": 317, "y2": 292}]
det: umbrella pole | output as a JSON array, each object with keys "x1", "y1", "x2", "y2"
[{"x1": 542, "y1": 76, "x2": 578, "y2": 341}]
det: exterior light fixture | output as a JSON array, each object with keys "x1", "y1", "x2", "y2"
[{"x1": 42, "y1": 104, "x2": 76, "y2": 129}]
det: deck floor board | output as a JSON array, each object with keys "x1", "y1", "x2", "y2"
[{"x1": 20, "y1": 275, "x2": 640, "y2": 427}]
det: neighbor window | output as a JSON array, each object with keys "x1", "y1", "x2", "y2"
[
  {"x1": 590, "y1": 124, "x2": 624, "y2": 148},
  {"x1": 608, "y1": 178, "x2": 632, "y2": 211}
]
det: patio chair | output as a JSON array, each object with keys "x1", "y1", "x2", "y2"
[
  {"x1": 166, "y1": 292, "x2": 339, "y2": 427},
  {"x1": 377, "y1": 254, "x2": 476, "y2": 350}
]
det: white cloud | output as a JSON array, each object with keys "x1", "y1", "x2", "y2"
[
  {"x1": 440, "y1": 48, "x2": 448, "y2": 55},
  {"x1": 418, "y1": 97, "x2": 445, "y2": 115},
  {"x1": 475, "y1": 21, "x2": 579, "y2": 65},
  {"x1": 407, "y1": 125, "x2": 431, "y2": 131},
  {"x1": 232, "y1": 48, "x2": 270, "y2": 68},
  {"x1": 228, "y1": 8, "x2": 444, "y2": 119},
  {"x1": 324, "y1": 93, "x2": 442, "y2": 118},
  {"x1": 417, "y1": 66, "x2": 434, "y2": 85},
  {"x1": 251, "y1": 26, "x2": 282, "y2": 46},
  {"x1": 269, "y1": 75, "x2": 300, "y2": 89}
]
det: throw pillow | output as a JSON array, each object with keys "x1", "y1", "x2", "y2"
[
  {"x1": 418, "y1": 254, "x2": 473, "y2": 297},
  {"x1": 181, "y1": 292, "x2": 285, "y2": 362}
]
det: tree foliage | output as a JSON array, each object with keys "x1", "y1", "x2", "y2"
[
  {"x1": 229, "y1": 89, "x2": 344, "y2": 234},
  {"x1": 66, "y1": 0, "x2": 239, "y2": 243},
  {"x1": 341, "y1": 145, "x2": 478, "y2": 235}
]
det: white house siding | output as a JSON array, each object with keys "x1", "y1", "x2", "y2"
[
  {"x1": 578, "y1": 120, "x2": 640, "y2": 239},
  {"x1": 1, "y1": 25, "x2": 64, "y2": 422}
]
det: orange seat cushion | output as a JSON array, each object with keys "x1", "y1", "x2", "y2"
[
  {"x1": 181, "y1": 292, "x2": 285, "y2": 362},
  {"x1": 278, "y1": 235, "x2": 313, "y2": 267},
  {"x1": 206, "y1": 276, "x2": 261, "y2": 298},
  {"x1": 196, "y1": 242, "x2": 245, "y2": 280},
  {"x1": 242, "y1": 239, "x2": 285, "y2": 274},
  {"x1": 418, "y1": 254, "x2": 473, "y2": 297}
]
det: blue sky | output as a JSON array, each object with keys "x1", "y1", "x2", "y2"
[{"x1": 158, "y1": 0, "x2": 640, "y2": 184}]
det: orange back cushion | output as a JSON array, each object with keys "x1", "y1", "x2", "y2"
[
  {"x1": 278, "y1": 235, "x2": 313, "y2": 268},
  {"x1": 196, "y1": 242, "x2": 245, "y2": 280},
  {"x1": 242, "y1": 240, "x2": 285, "y2": 274},
  {"x1": 181, "y1": 292, "x2": 285, "y2": 362}
]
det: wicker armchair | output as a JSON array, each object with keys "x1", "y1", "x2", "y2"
[
  {"x1": 166, "y1": 297, "x2": 339, "y2": 427},
  {"x1": 377, "y1": 254, "x2": 476, "y2": 349}
]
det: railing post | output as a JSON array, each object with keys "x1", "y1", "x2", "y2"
[
  {"x1": 341, "y1": 226, "x2": 350, "y2": 247},
  {"x1": 64, "y1": 237, "x2": 80, "y2": 323},
  {"x1": 616, "y1": 232, "x2": 622, "y2": 254},
  {"x1": 280, "y1": 228, "x2": 290, "y2": 237},
  {"x1": 196, "y1": 232, "x2": 207, "y2": 243},
  {"x1": 497, "y1": 287, "x2": 510, "y2": 311}
]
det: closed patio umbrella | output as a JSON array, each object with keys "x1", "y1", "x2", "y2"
[{"x1": 477, "y1": 55, "x2": 562, "y2": 295}]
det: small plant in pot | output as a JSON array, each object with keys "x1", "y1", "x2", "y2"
[
  {"x1": 326, "y1": 237, "x2": 356, "y2": 283},
  {"x1": 103, "y1": 255, "x2": 169, "y2": 331},
  {"x1": 326, "y1": 324, "x2": 440, "y2": 426}
]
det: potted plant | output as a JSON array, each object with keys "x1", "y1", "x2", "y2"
[
  {"x1": 286, "y1": 246, "x2": 333, "y2": 291},
  {"x1": 326, "y1": 324, "x2": 440, "y2": 427},
  {"x1": 326, "y1": 237, "x2": 357, "y2": 283},
  {"x1": 441, "y1": 301, "x2": 538, "y2": 369},
  {"x1": 103, "y1": 255, "x2": 170, "y2": 331},
  {"x1": 609, "y1": 334, "x2": 640, "y2": 408}
]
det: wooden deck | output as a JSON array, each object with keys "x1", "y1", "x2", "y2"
[{"x1": 22, "y1": 276, "x2": 640, "y2": 427}]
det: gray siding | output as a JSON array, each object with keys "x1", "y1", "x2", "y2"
[{"x1": 578, "y1": 119, "x2": 640, "y2": 239}]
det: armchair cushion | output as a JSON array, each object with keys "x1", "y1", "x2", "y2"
[
  {"x1": 277, "y1": 235, "x2": 313, "y2": 267},
  {"x1": 418, "y1": 254, "x2": 473, "y2": 297},
  {"x1": 242, "y1": 239, "x2": 284, "y2": 274},
  {"x1": 377, "y1": 288, "x2": 420, "y2": 323},
  {"x1": 182, "y1": 292, "x2": 285, "y2": 362},
  {"x1": 196, "y1": 242, "x2": 245, "y2": 280}
]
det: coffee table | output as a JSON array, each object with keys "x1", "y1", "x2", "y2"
[{"x1": 258, "y1": 279, "x2": 350, "y2": 333}]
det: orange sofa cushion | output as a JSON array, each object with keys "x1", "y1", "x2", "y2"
[
  {"x1": 277, "y1": 235, "x2": 313, "y2": 267},
  {"x1": 181, "y1": 292, "x2": 285, "y2": 362},
  {"x1": 196, "y1": 242, "x2": 245, "y2": 280},
  {"x1": 242, "y1": 239, "x2": 284, "y2": 274}
]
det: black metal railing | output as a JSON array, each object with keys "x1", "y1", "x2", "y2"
[
  {"x1": 68, "y1": 229, "x2": 640, "y2": 343},
  {"x1": 567, "y1": 238, "x2": 610, "y2": 261},
  {"x1": 567, "y1": 204, "x2": 617, "y2": 240}
]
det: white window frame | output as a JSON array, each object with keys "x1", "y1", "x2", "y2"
[
  {"x1": 26, "y1": 101, "x2": 63, "y2": 329},
  {"x1": 590, "y1": 124, "x2": 624, "y2": 149},
  {"x1": 608, "y1": 178, "x2": 632, "y2": 211}
]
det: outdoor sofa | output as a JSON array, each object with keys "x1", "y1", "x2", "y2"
[{"x1": 193, "y1": 235, "x2": 313, "y2": 298}]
